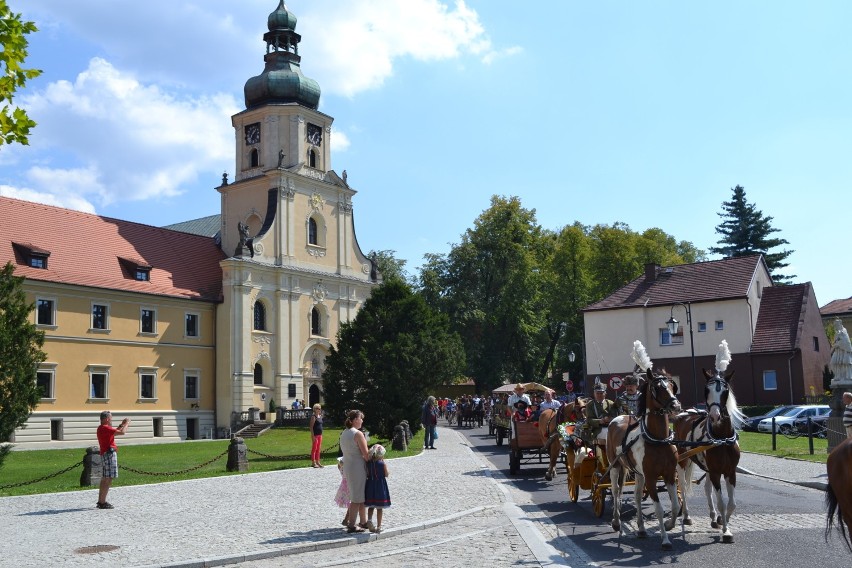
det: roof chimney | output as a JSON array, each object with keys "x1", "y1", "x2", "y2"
[{"x1": 645, "y1": 263, "x2": 660, "y2": 282}]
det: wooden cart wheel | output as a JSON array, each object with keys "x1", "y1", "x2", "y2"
[
  {"x1": 592, "y1": 488, "x2": 605, "y2": 517},
  {"x1": 569, "y1": 475, "x2": 579, "y2": 502}
]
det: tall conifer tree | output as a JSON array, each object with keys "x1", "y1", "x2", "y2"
[
  {"x1": 0, "y1": 262, "x2": 46, "y2": 467},
  {"x1": 709, "y1": 185, "x2": 795, "y2": 283}
]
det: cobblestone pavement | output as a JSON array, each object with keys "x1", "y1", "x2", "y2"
[
  {"x1": 1, "y1": 429, "x2": 830, "y2": 568},
  {"x1": 1, "y1": 427, "x2": 570, "y2": 568}
]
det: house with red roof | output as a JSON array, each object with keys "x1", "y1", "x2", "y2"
[{"x1": 581, "y1": 256, "x2": 829, "y2": 407}]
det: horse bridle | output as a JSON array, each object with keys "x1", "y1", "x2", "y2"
[
  {"x1": 703, "y1": 375, "x2": 738, "y2": 445},
  {"x1": 648, "y1": 375, "x2": 679, "y2": 415}
]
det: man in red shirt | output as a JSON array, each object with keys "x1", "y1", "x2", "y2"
[{"x1": 96, "y1": 410, "x2": 130, "y2": 509}]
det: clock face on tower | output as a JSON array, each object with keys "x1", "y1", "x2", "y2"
[
  {"x1": 244, "y1": 122, "x2": 261, "y2": 145},
  {"x1": 306, "y1": 123, "x2": 322, "y2": 146}
]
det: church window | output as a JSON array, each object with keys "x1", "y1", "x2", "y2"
[
  {"x1": 309, "y1": 149, "x2": 317, "y2": 168},
  {"x1": 253, "y1": 301, "x2": 266, "y2": 331},
  {"x1": 311, "y1": 307, "x2": 321, "y2": 336},
  {"x1": 308, "y1": 218, "x2": 318, "y2": 245},
  {"x1": 254, "y1": 363, "x2": 263, "y2": 385},
  {"x1": 250, "y1": 148, "x2": 259, "y2": 168}
]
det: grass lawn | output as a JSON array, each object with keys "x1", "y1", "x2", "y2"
[
  {"x1": 0, "y1": 426, "x2": 424, "y2": 497},
  {"x1": 737, "y1": 431, "x2": 829, "y2": 464}
]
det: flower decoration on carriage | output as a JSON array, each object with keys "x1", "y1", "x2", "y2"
[{"x1": 557, "y1": 420, "x2": 585, "y2": 449}]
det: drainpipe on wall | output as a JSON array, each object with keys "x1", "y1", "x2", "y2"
[{"x1": 788, "y1": 350, "x2": 797, "y2": 405}]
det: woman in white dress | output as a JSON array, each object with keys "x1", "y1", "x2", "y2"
[{"x1": 340, "y1": 410, "x2": 370, "y2": 532}]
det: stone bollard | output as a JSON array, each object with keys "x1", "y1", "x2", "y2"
[
  {"x1": 400, "y1": 420, "x2": 412, "y2": 444},
  {"x1": 80, "y1": 446, "x2": 103, "y2": 487},
  {"x1": 392, "y1": 424, "x2": 407, "y2": 451},
  {"x1": 226, "y1": 437, "x2": 249, "y2": 472}
]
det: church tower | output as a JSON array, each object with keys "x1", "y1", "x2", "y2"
[{"x1": 216, "y1": 0, "x2": 379, "y2": 427}]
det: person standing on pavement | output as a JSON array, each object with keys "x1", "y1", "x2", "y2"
[
  {"x1": 309, "y1": 403, "x2": 324, "y2": 468},
  {"x1": 96, "y1": 410, "x2": 130, "y2": 509},
  {"x1": 340, "y1": 410, "x2": 370, "y2": 533},
  {"x1": 842, "y1": 392, "x2": 852, "y2": 438},
  {"x1": 364, "y1": 444, "x2": 391, "y2": 533},
  {"x1": 422, "y1": 396, "x2": 438, "y2": 449}
]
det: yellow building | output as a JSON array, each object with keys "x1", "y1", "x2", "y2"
[{"x1": 2, "y1": 1, "x2": 379, "y2": 446}]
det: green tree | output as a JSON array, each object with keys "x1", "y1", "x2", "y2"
[
  {"x1": 709, "y1": 185, "x2": 795, "y2": 283},
  {"x1": 0, "y1": 262, "x2": 46, "y2": 467},
  {"x1": 0, "y1": 0, "x2": 41, "y2": 146},
  {"x1": 418, "y1": 196, "x2": 547, "y2": 393},
  {"x1": 322, "y1": 279, "x2": 464, "y2": 438}
]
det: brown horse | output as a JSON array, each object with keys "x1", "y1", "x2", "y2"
[
  {"x1": 674, "y1": 341, "x2": 746, "y2": 543},
  {"x1": 826, "y1": 436, "x2": 852, "y2": 552},
  {"x1": 607, "y1": 364, "x2": 682, "y2": 550},
  {"x1": 538, "y1": 398, "x2": 586, "y2": 481}
]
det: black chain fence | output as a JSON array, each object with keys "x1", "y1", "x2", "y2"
[
  {"x1": 0, "y1": 459, "x2": 84, "y2": 490},
  {"x1": 1, "y1": 439, "x2": 343, "y2": 491}
]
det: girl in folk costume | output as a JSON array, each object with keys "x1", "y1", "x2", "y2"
[
  {"x1": 364, "y1": 444, "x2": 391, "y2": 533},
  {"x1": 335, "y1": 456, "x2": 352, "y2": 526}
]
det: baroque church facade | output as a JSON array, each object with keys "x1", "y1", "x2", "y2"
[{"x1": 2, "y1": 1, "x2": 379, "y2": 446}]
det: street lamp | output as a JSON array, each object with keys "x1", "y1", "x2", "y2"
[
  {"x1": 666, "y1": 302, "x2": 698, "y2": 407},
  {"x1": 566, "y1": 342, "x2": 583, "y2": 394}
]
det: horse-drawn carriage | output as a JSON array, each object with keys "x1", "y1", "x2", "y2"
[{"x1": 488, "y1": 382, "x2": 553, "y2": 472}]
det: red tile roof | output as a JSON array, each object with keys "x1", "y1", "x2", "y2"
[
  {"x1": 821, "y1": 297, "x2": 852, "y2": 317},
  {"x1": 0, "y1": 196, "x2": 225, "y2": 302},
  {"x1": 751, "y1": 283, "x2": 811, "y2": 352},
  {"x1": 583, "y1": 255, "x2": 768, "y2": 312}
]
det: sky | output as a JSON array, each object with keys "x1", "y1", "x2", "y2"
[{"x1": 3, "y1": 0, "x2": 850, "y2": 306}]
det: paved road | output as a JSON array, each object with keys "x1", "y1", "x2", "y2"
[{"x1": 1, "y1": 423, "x2": 843, "y2": 567}]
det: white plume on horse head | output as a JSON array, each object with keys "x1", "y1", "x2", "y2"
[
  {"x1": 715, "y1": 340, "x2": 732, "y2": 373},
  {"x1": 631, "y1": 340, "x2": 653, "y2": 371}
]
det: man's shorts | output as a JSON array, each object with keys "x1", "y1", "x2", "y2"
[{"x1": 101, "y1": 450, "x2": 119, "y2": 479}]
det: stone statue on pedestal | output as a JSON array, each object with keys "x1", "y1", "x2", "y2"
[{"x1": 830, "y1": 318, "x2": 852, "y2": 385}]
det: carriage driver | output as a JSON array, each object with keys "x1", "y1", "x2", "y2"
[
  {"x1": 615, "y1": 372, "x2": 642, "y2": 417},
  {"x1": 581, "y1": 379, "x2": 617, "y2": 445},
  {"x1": 507, "y1": 383, "x2": 531, "y2": 409}
]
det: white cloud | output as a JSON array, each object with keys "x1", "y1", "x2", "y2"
[
  {"x1": 331, "y1": 129, "x2": 351, "y2": 152},
  {"x1": 300, "y1": 0, "x2": 503, "y2": 96},
  {"x1": 17, "y1": 58, "x2": 238, "y2": 207},
  {"x1": 0, "y1": 185, "x2": 97, "y2": 214}
]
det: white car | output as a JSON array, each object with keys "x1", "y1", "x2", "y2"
[{"x1": 756, "y1": 405, "x2": 830, "y2": 434}]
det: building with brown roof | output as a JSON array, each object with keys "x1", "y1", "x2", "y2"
[
  {"x1": 2, "y1": 2, "x2": 379, "y2": 446},
  {"x1": 581, "y1": 256, "x2": 829, "y2": 407},
  {"x1": 820, "y1": 296, "x2": 852, "y2": 339}
]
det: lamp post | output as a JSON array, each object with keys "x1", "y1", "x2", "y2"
[
  {"x1": 666, "y1": 302, "x2": 698, "y2": 407},
  {"x1": 566, "y1": 342, "x2": 584, "y2": 395}
]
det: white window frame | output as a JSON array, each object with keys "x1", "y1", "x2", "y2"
[
  {"x1": 88, "y1": 365, "x2": 111, "y2": 401},
  {"x1": 659, "y1": 327, "x2": 684, "y2": 346},
  {"x1": 184, "y1": 369, "x2": 200, "y2": 401},
  {"x1": 91, "y1": 302, "x2": 110, "y2": 332},
  {"x1": 138, "y1": 367, "x2": 158, "y2": 401},
  {"x1": 35, "y1": 297, "x2": 57, "y2": 328},
  {"x1": 763, "y1": 370, "x2": 777, "y2": 391},
  {"x1": 140, "y1": 306, "x2": 158, "y2": 335},
  {"x1": 715, "y1": 320, "x2": 724, "y2": 331},
  {"x1": 185, "y1": 312, "x2": 200, "y2": 339},
  {"x1": 36, "y1": 363, "x2": 57, "y2": 401},
  {"x1": 697, "y1": 322, "x2": 707, "y2": 332}
]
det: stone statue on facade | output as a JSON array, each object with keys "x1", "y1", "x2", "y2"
[
  {"x1": 235, "y1": 221, "x2": 251, "y2": 257},
  {"x1": 831, "y1": 318, "x2": 852, "y2": 385}
]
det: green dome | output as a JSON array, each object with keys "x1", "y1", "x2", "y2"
[
  {"x1": 244, "y1": 53, "x2": 321, "y2": 110},
  {"x1": 244, "y1": 1, "x2": 321, "y2": 110},
  {"x1": 268, "y1": 0, "x2": 297, "y2": 32}
]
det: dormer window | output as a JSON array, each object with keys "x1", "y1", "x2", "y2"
[
  {"x1": 30, "y1": 254, "x2": 47, "y2": 269},
  {"x1": 118, "y1": 256, "x2": 152, "y2": 282},
  {"x1": 13, "y1": 242, "x2": 50, "y2": 269}
]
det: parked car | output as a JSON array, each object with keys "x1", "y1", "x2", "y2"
[
  {"x1": 756, "y1": 405, "x2": 831, "y2": 434},
  {"x1": 792, "y1": 413, "x2": 830, "y2": 437},
  {"x1": 742, "y1": 405, "x2": 797, "y2": 432}
]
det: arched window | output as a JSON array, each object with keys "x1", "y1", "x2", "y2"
[
  {"x1": 309, "y1": 149, "x2": 317, "y2": 168},
  {"x1": 254, "y1": 363, "x2": 263, "y2": 385},
  {"x1": 253, "y1": 301, "x2": 266, "y2": 331},
  {"x1": 311, "y1": 349, "x2": 321, "y2": 377},
  {"x1": 308, "y1": 217, "x2": 318, "y2": 245},
  {"x1": 250, "y1": 148, "x2": 259, "y2": 168},
  {"x1": 311, "y1": 307, "x2": 321, "y2": 336}
]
